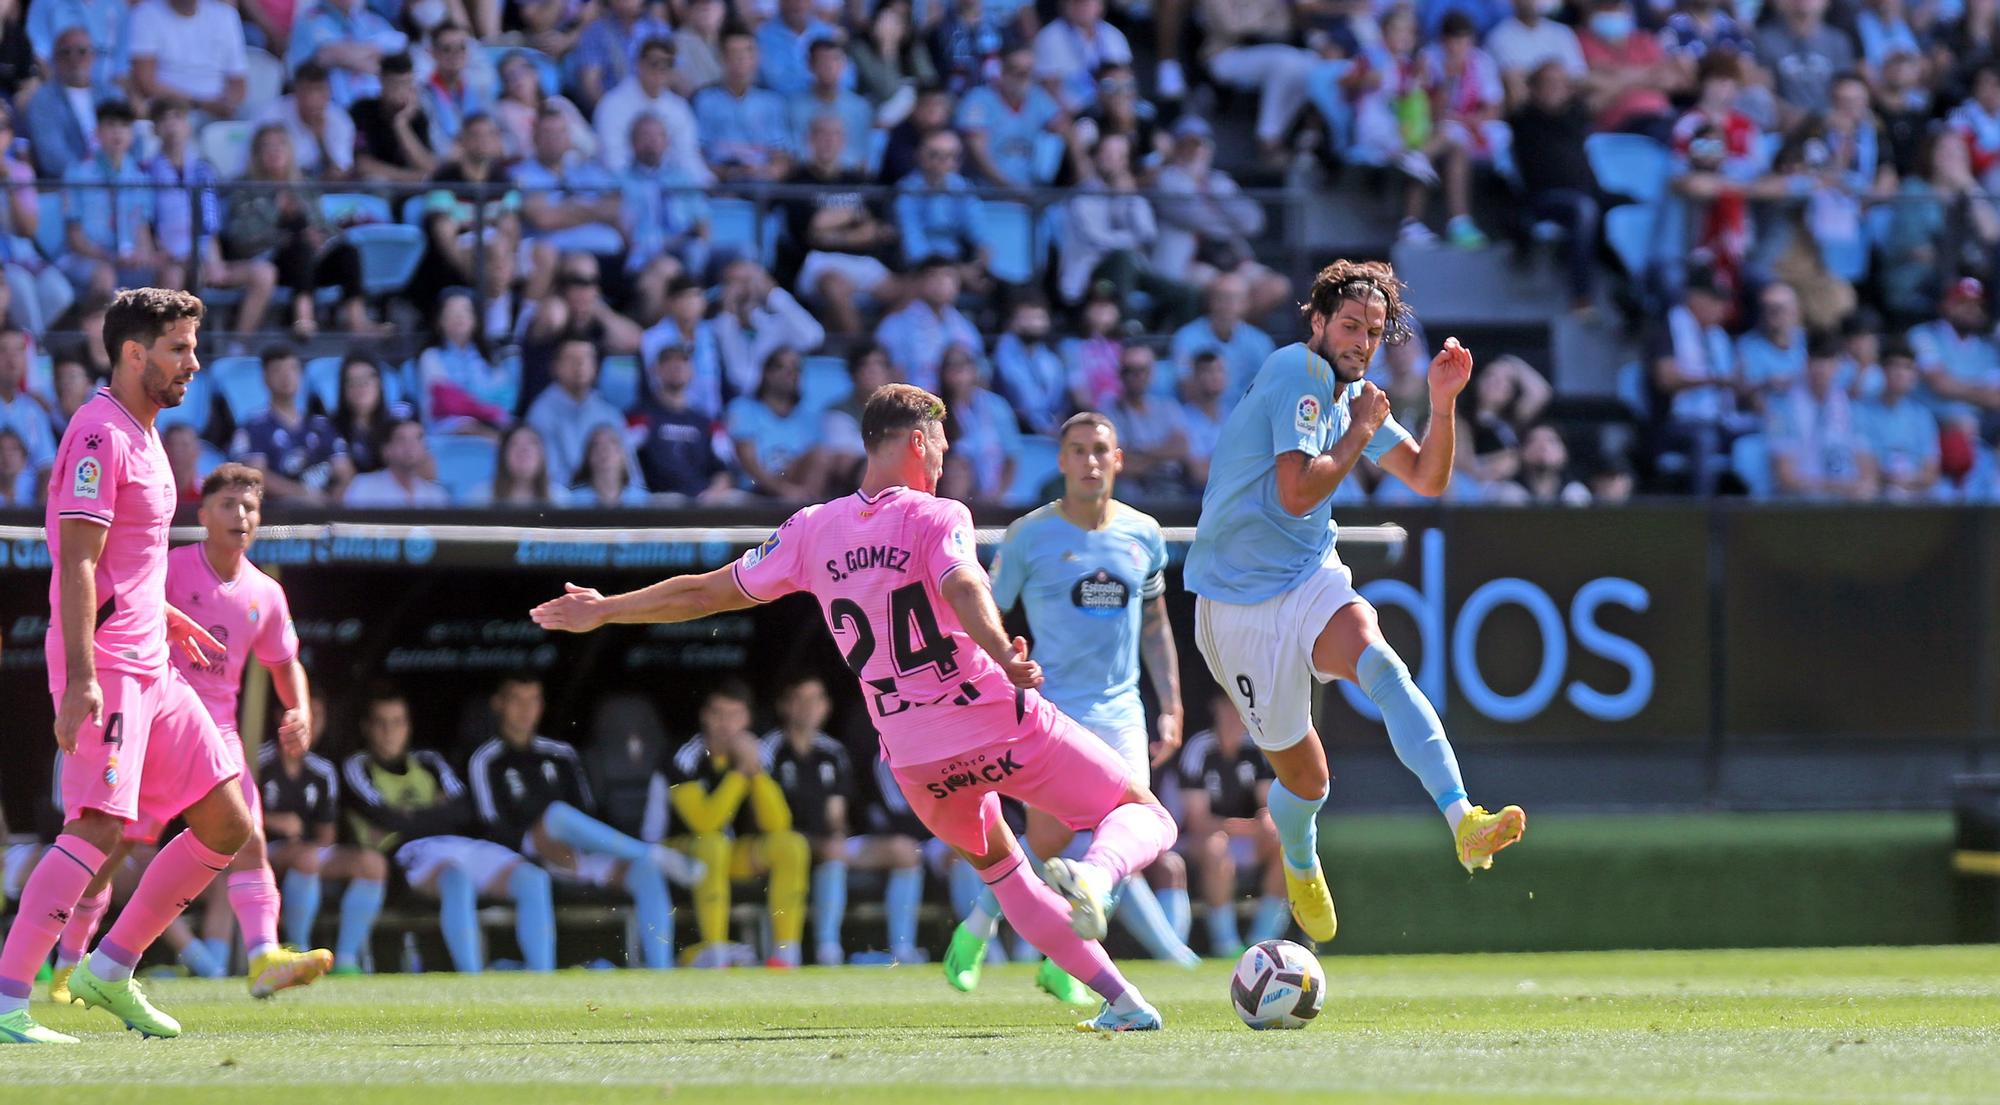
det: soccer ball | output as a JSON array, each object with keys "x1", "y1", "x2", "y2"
[{"x1": 1229, "y1": 939, "x2": 1326, "y2": 1030}]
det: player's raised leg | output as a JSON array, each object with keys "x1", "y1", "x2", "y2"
[{"x1": 1312, "y1": 601, "x2": 1525, "y2": 872}]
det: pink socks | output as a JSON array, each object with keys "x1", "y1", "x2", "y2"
[
  {"x1": 0, "y1": 835, "x2": 106, "y2": 1006},
  {"x1": 55, "y1": 887, "x2": 111, "y2": 969},
  {"x1": 94, "y1": 831, "x2": 234, "y2": 974},
  {"x1": 983, "y1": 851, "x2": 1131, "y2": 1004},
  {"x1": 226, "y1": 869, "x2": 282, "y2": 956}
]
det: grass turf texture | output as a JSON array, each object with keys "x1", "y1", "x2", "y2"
[{"x1": 0, "y1": 946, "x2": 1995, "y2": 1104}]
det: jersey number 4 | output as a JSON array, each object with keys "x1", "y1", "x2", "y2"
[{"x1": 829, "y1": 584, "x2": 960, "y2": 717}]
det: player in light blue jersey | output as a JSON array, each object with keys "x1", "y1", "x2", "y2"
[
  {"x1": 1185, "y1": 260, "x2": 1526, "y2": 944},
  {"x1": 939, "y1": 413, "x2": 1200, "y2": 1002}
]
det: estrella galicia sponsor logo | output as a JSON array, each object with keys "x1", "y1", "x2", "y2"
[
  {"x1": 1071, "y1": 569, "x2": 1132, "y2": 616},
  {"x1": 923, "y1": 750, "x2": 1023, "y2": 799}
]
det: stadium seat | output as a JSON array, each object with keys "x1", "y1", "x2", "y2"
[
  {"x1": 321, "y1": 193, "x2": 393, "y2": 226},
  {"x1": 1614, "y1": 360, "x2": 1650, "y2": 421},
  {"x1": 801, "y1": 355, "x2": 851, "y2": 411},
  {"x1": 242, "y1": 48, "x2": 286, "y2": 117},
  {"x1": 155, "y1": 372, "x2": 214, "y2": 436},
  {"x1": 1604, "y1": 205, "x2": 1658, "y2": 278},
  {"x1": 486, "y1": 45, "x2": 561, "y2": 96},
  {"x1": 402, "y1": 193, "x2": 431, "y2": 225},
  {"x1": 865, "y1": 128, "x2": 889, "y2": 177},
  {"x1": 34, "y1": 192, "x2": 63, "y2": 260},
  {"x1": 200, "y1": 120, "x2": 255, "y2": 179},
  {"x1": 1730, "y1": 432, "x2": 1772, "y2": 500},
  {"x1": 1007, "y1": 435, "x2": 1059, "y2": 506},
  {"x1": 1033, "y1": 131, "x2": 1066, "y2": 184},
  {"x1": 344, "y1": 224, "x2": 427, "y2": 296},
  {"x1": 432, "y1": 435, "x2": 497, "y2": 504},
  {"x1": 1586, "y1": 133, "x2": 1671, "y2": 205},
  {"x1": 980, "y1": 202, "x2": 1034, "y2": 285},
  {"x1": 305, "y1": 355, "x2": 344, "y2": 413},
  {"x1": 208, "y1": 355, "x2": 270, "y2": 423},
  {"x1": 597, "y1": 354, "x2": 641, "y2": 412},
  {"x1": 709, "y1": 197, "x2": 759, "y2": 260},
  {"x1": 196, "y1": 441, "x2": 226, "y2": 480}
]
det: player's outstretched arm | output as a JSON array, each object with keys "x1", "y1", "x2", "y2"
[
  {"x1": 163, "y1": 603, "x2": 225, "y2": 667},
  {"x1": 530, "y1": 565, "x2": 757, "y2": 633},
  {"x1": 1376, "y1": 338, "x2": 1473, "y2": 498},
  {"x1": 939, "y1": 565, "x2": 1043, "y2": 689}
]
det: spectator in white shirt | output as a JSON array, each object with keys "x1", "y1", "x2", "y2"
[
  {"x1": 261, "y1": 61, "x2": 356, "y2": 179},
  {"x1": 342, "y1": 418, "x2": 452, "y2": 506},
  {"x1": 1034, "y1": 0, "x2": 1133, "y2": 113},
  {"x1": 127, "y1": 0, "x2": 249, "y2": 120},
  {"x1": 526, "y1": 337, "x2": 631, "y2": 487},
  {"x1": 1486, "y1": 0, "x2": 1587, "y2": 105},
  {"x1": 593, "y1": 37, "x2": 708, "y2": 178},
  {"x1": 713, "y1": 257, "x2": 827, "y2": 400}
]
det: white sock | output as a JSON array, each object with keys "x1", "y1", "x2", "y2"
[
  {"x1": 965, "y1": 902, "x2": 1000, "y2": 940},
  {"x1": 246, "y1": 942, "x2": 277, "y2": 962},
  {"x1": 1109, "y1": 988, "x2": 1146, "y2": 1015},
  {"x1": 87, "y1": 948, "x2": 133, "y2": 982},
  {"x1": 1444, "y1": 798, "x2": 1473, "y2": 833}
]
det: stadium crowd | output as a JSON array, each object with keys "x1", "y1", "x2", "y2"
[
  {"x1": 4, "y1": 671, "x2": 1285, "y2": 972},
  {"x1": 0, "y1": 0, "x2": 1994, "y2": 505}
]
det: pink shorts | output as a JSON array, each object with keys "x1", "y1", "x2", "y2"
[
  {"x1": 54, "y1": 667, "x2": 238, "y2": 845},
  {"x1": 127, "y1": 726, "x2": 261, "y2": 844},
  {"x1": 891, "y1": 693, "x2": 1136, "y2": 857}
]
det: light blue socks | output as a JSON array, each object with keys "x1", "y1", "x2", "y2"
[
  {"x1": 544, "y1": 801, "x2": 649, "y2": 862},
  {"x1": 507, "y1": 863, "x2": 556, "y2": 972},
  {"x1": 435, "y1": 864, "x2": 483, "y2": 973},
  {"x1": 1248, "y1": 896, "x2": 1291, "y2": 945},
  {"x1": 813, "y1": 860, "x2": 848, "y2": 950},
  {"x1": 336, "y1": 878, "x2": 385, "y2": 967},
  {"x1": 1206, "y1": 903, "x2": 1244, "y2": 953},
  {"x1": 1159, "y1": 886, "x2": 1191, "y2": 942},
  {"x1": 624, "y1": 859, "x2": 673, "y2": 969},
  {"x1": 1112, "y1": 878, "x2": 1200, "y2": 966},
  {"x1": 1357, "y1": 640, "x2": 1468, "y2": 812},
  {"x1": 885, "y1": 867, "x2": 923, "y2": 955},
  {"x1": 1267, "y1": 779, "x2": 1326, "y2": 873},
  {"x1": 281, "y1": 868, "x2": 322, "y2": 949}
]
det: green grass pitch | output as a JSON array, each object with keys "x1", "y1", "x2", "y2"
[{"x1": 0, "y1": 945, "x2": 1995, "y2": 1104}]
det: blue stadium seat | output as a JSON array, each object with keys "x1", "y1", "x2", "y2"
[
  {"x1": 1586, "y1": 133, "x2": 1671, "y2": 205},
  {"x1": 196, "y1": 441, "x2": 226, "y2": 480},
  {"x1": 801, "y1": 355, "x2": 851, "y2": 411},
  {"x1": 432, "y1": 435, "x2": 497, "y2": 504},
  {"x1": 486, "y1": 45, "x2": 561, "y2": 97},
  {"x1": 34, "y1": 192, "x2": 63, "y2": 260},
  {"x1": 1033, "y1": 131, "x2": 1066, "y2": 184},
  {"x1": 980, "y1": 201, "x2": 1034, "y2": 285},
  {"x1": 207, "y1": 355, "x2": 269, "y2": 423},
  {"x1": 598, "y1": 354, "x2": 641, "y2": 412},
  {"x1": 321, "y1": 193, "x2": 394, "y2": 226},
  {"x1": 344, "y1": 223, "x2": 427, "y2": 296},
  {"x1": 1614, "y1": 360, "x2": 1649, "y2": 421},
  {"x1": 1007, "y1": 434, "x2": 1059, "y2": 506},
  {"x1": 1604, "y1": 205, "x2": 1658, "y2": 278},
  {"x1": 305, "y1": 355, "x2": 344, "y2": 413},
  {"x1": 155, "y1": 372, "x2": 214, "y2": 436},
  {"x1": 1730, "y1": 432, "x2": 1772, "y2": 500},
  {"x1": 709, "y1": 197, "x2": 759, "y2": 260},
  {"x1": 865, "y1": 128, "x2": 889, "y2": 177},
  {"x1": 402, "y1": 194, "x2": 431, "y2": 225}
]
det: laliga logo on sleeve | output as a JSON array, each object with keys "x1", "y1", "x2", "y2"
[
  {"x1": 948, "y1": 526, "x2": 971, "y2": 557},
  {"x1": 1295, "y1": 395, "x2": 1321, "y2": 433},
  {"x1": 743, "y1": 531, "x2": 781, "y2": 570},
  {"x1": 73, "y1": 457, "x2": 102, "y2": 500}
]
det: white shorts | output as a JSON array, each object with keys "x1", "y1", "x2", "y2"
[
  {"x1": 521, "y1": 829, "x2": 620, "y2": 888},
  {"x1": 799, "y1": 251, "x2": 893, "y2": 297},
  {"x1": 1195, "y1": 550, "x2": 1365, "y2": 752},
  {"x1": 394, "y1": 835, "x2": 524, "y2": 894},
  {"x1": 1077, "y1": 718, "x2": 1149, "y2": 785}
]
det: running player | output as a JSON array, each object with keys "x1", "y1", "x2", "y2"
[
  {"x1": 945, "y1": 412, "x2": 1198, "y2": 1004},
  {"x1": 533, "y1": 384, "x2": 1179, "y2": 1031},
  {"x1": 1, "y1": 289, "x2": 252, "y2": 1043},
  {"x1": 467, "y1": 673, "x2": 702, "y2": 970},
  {"x1": 1185, "y1": 260, "x2": 1526, "y2": 945}
]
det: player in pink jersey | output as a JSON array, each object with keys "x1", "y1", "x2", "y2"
[
  {"x1": 48, "y1": 464, "x2": 334, "y2": 1004},
  {"x1": 0, "y1": 289, "x2": 252, "y2": 1044},
  {"x1": 534, "y1": 385, "x2": 1179, "y2": 1032}
]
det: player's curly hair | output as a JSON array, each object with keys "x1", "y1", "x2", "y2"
[
  {"x1": 1300, "y1": 260, "x2": 1415, "y2": 345},
  {"x1": 103, "y1": 287, "x2": 204, "y2": 368}
]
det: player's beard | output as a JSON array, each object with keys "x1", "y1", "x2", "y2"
[
  {"x1": 143, "y1": 356, "x2": 189, "y2": 409},
  {"x1": 1310, "y1": 331, "x2": 1371, "y2": 384}
]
